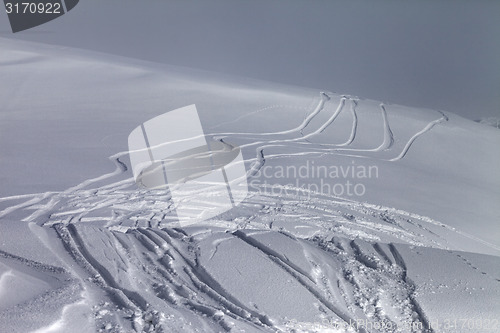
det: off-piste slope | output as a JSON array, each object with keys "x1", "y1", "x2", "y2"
[{"x1": 0, "y1": 38, "x2": 499, "y2": 332}]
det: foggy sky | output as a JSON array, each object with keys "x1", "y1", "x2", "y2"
[{"x1": 1, "y1": 0, "x2": 499, "y2": 119}]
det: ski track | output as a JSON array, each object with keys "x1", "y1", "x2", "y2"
[
  {"x1": 390, "y1": 111, "x2": 448, "y2": 161},
  {"x1": 388, "y1": 244, "x2": 434, "y2": 333},
  {"x1": 231, "y1": 230, "x2": 366, "y2": 332},
  {"x1": 337, "y1": 99, "x2": 359, "y2": 147},
  {"x1": 227, "y1": 92, "x2": 447, "y2": 178},
  {"x1": 303, "y1": 237, "x2": 433, "y2": 333},
  {"x1": 0, "y1": 91, "x2": 468, "y2": 332},
  {"x1": 375, "y1": 104, "x2": 394, "y2": 151}
]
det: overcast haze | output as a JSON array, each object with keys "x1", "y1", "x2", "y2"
[{"x1": 1, "y1": 0, "x2": 499, "y2": 119}]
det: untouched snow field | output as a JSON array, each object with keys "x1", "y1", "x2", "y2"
[{"x1": 0, "y1": 38, "x2": 499, "y2": 332}]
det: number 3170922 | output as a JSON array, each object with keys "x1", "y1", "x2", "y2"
[{"x1": 5, "y1": 2, "x2": 61, "y2": 14}]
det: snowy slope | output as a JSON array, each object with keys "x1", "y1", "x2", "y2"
[
  {"x1": 476, "y1": 117, "x2": 500, "y2": 129},
  {"x1": 0, "y1": 38, "x2": 499, "y2": 332}
]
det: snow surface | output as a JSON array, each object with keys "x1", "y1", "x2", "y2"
[
  {"x1": 475, "y1": 117, "x2": 500, "y2": 129},
  {"x1": 0, "y1": 38, "x2": 499, "y2": 332}
]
